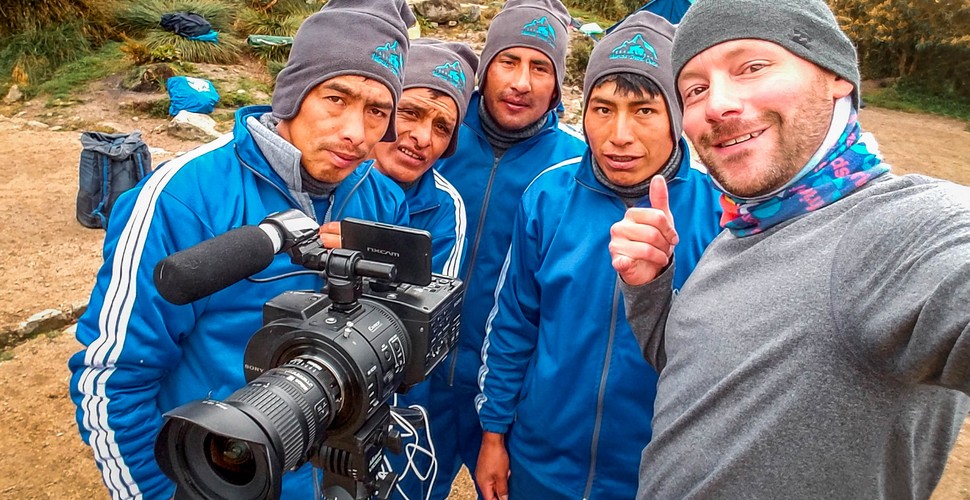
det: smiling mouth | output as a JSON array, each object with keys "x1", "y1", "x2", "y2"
[
  {"x1": 398, "y1": 146, "x2": 425, "y2": 162},
  {"x1": 718, "y1": 130, "x2": 765, "y2": 148},
  {"x1": 606, "y1": 155, "x2": 638, "y2": 162}
]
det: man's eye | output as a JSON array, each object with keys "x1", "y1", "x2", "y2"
[
  {"x1": 685, "y1": 86, "x2": 706, "y2": 98},
  {"x1": 744, "y1": 63, "x2": 766, "y2": 73}
]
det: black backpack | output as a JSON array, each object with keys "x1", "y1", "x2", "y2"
[{"x1": 76, "y1": 131, "x2": 152, "y2": 229}]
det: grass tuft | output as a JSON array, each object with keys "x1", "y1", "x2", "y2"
[
  {"x1": 142, "y1": 30, "x2": 245, "y2": 64},
  {"x1": 34, "y1": 43, "x2": 127, "y2": 101},
  {"x1": 863, "y1": 83, "x2": 970, "y2": 124},
  {"x1": 0, "y1": 22, "x2": 97, "y2": 89}
]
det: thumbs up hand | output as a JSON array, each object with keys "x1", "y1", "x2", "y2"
[{"x1": 609, "y1": 175, "x2": 679, "y2": 286}]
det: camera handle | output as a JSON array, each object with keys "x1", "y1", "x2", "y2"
[{"x1": 280, "y1": 223, "x2": 397, "y2": 314}]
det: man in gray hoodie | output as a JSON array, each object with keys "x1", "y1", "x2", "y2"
[{"x1": 609, "y1": 0, "x2": 970, "y2": 498}]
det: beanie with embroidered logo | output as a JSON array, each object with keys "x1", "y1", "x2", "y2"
[
  {"x1": 403, "y1": 39, "x2": 479, "y2": 157},
  {"x1": 671, "y1": 0, "x2": 861, "y2": 108},
  {"x1": 272, "y1": 0, "x2": 416, "y2": 141},
  {"x1": 583, "y1": 10, "x2": 681, "y2": 145},
  {"x1": 478, "y1": 0, "x2": 571, "y2": 112}
]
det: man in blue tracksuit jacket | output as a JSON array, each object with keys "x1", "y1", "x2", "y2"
[
  {"x1": 327, "y1": 39, "x2": 478, "y2": 281},
  {"x1": 475, "y1": 13, "x2": 723, "y2": 499},
  {"x1": 428, "y1": 1, "x2": 586, "y2": 497},
  {"x1": 348, "y1": 39, "x2": 478, "y2": 500},
  {"x1": 68, "y1": 2, "x2": 416, "y2": 498}
]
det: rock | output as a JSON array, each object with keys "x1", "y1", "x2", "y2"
[
  {"x1": 3, "y1": 84, "x2": 23, "y2": 104},
  {"x1": 149, "y1": 146, "x2": 172, "y2": 157},
  {"x1": 25, "y1": 120, "x2": 49, "y2": 129},
  {"x1": 167, "y1": 110, "x2": 221, "y2": 142},
  {"x1": 50, "y1": 126, "x2": 63, "y2": 131},
  {"x1": 460, "y1": 3, "x2": 482, "y2": 23},
  {"x1": 121, "y1": 63, "x2": 177, "y2": 93},
  {"x1": 96, "y1": 121, "x2": 126, "y2": 133},
  {"x1": 410, "y1": 0, "x2": 462, "y2": 23},
  {"x1": 70, "y1": 300, "x2": 88, "y2": 319},
  {"x1": 20, "y1": 309, "x2": 68, "y2": 336}
]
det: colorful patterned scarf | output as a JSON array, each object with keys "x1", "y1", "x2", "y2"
[{"x1": 719, "y1": 106, "x2": 888, "y2": 237}]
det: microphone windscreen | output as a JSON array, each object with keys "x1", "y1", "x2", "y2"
[{"x1": 154, "y1": 225, "x2": 277, "y2": 305}]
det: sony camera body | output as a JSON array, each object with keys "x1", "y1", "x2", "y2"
[
  {"x1": 246, "y1": 273, "x2": 463, "y2": 437},
  {"x1": 152, "y1": 211, "x2": 464, "y2": 500}
]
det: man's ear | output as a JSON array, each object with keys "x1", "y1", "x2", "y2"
[{"x1": 832, "y1": 76, "x2": 854, "y2": 100}]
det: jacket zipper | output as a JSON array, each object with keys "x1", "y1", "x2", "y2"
[
  {"x1": 583, "y1": 278, "x2": 621, "y2": 500},
  {"x1": 448, "y1": 154, "x2": 501, "y2": 385}
]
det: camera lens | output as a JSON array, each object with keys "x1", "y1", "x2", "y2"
[{"x1": 206, "y1": 435, "x2": 256, "y2": 486}]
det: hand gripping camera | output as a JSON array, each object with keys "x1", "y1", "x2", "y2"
[{"x1": 151, "y1": 210, "x2": 463, "y2": 500}]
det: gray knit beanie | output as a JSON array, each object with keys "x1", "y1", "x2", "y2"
[
  {"x1": 672, "y1": 0, "x2": 861, "y2": 108},
  {"x1": 272, "y1": 0, "x2": 416, "y2": 141},
  {"x1": 479, "y1": 0, "x2": 571, "y2": 111},
  {"x1": 404, "y1": 39, "x2": 479, "y2": 157},
  {"x1": 583, "y1": 11, "x2": 681, "y2": 146}
]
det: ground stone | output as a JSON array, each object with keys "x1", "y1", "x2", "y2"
[
  {"x1": 167, "y1": 110, "x2": 221, "y2": 142},
  {"x1": 3, "y1": 85, "x2": 23, "y2": 104}
]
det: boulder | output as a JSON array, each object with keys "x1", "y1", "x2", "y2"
[
  {"x1": 168, "y1": 110, "x2": 222, "y2": 142},
  {"x1": 410, "y1": 0, "x2": 463, "y2": 23},
  {"x1": 121, "y1": 63, "x2": 177, "y2": 93},
  {"x1": 3, "y1": 84, "x2": 23, "y2": 104},
  {"x1": 460, "y1": 3, "x2": 482, "y2": 23}
]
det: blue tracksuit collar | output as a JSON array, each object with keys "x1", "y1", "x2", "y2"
[
  {"x1": 576, "y1": 137, "x2": 694, "y2": 198},
  {"x1": 405, "y1": 169, "x2": 440, "y2": 215},
  {"x1": 231, "y1": 105, "x2": 376, "y2": 222},
  {"x1": 464, "y1": 91, "x2": 561, "y2": 160}
]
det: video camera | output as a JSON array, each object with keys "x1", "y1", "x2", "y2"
[{"x1": 150, "y1": 210, "x2": 464, "y2": 500}]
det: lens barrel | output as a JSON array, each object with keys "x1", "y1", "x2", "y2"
[{"x1": 155, "y1": 356, "x2": 342, "y2": 500}]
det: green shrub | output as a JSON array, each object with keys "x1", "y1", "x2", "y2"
[
  {"x1": 0, "y1": 0, "x2": 115, "y2": 39},
  {"x1": 864, "y1": 79, "x2": 970, "y2": 123},
  {"x1": 0, "y1": 22, "x2": 96, "y2": 87},
  {"x1": 142, "y1": 29, "x2": 245, "y2": 64},
  {"x1": 34, "y1": 43, "x2": 127, "y2": 100},
  {"x1": 234, "y1": 8, "x2": 312, "y2": 62},
  {"x1": 564, "y1": 0, "x2": 640, "y2": 21},
  {"x1": 243, "y1": 0, "x2": 327, "y2": 16},
  {"x1": 565, "y1": 36, "x2": 595, "y2": 88}
]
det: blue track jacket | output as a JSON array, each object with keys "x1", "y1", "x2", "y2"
[
  {"x1": 476, "y1": 147, "x2": 723, "y2": 499},
  {"x1": 69, "y1": 105, "x2": 408, "y2": 500},
  {"x1": 403, "y1": 167, "x2": 467, "y2": 277},
  {"x1": 434, "y1": 92, "x2": 586, "y2": 390}
]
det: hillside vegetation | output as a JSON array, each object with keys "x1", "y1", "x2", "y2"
[{"x1": 0, "y1": 0, "x2": 967, "y2": 120}]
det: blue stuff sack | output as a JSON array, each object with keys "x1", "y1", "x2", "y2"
[
  {"x1": 166, "y1": 76, "x2": 220, "y2": 115},
  {"x1": 76, "y1": 131, "x2": 152, "y2": 229}
]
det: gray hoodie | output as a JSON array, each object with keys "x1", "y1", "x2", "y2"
[{"x1": 623, "y1": 173, "x2": 970, "y2": 499}]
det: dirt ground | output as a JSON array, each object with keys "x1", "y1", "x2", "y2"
[{"x1": 0, "y1": 79, "x2": 968, "y2": 500}]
